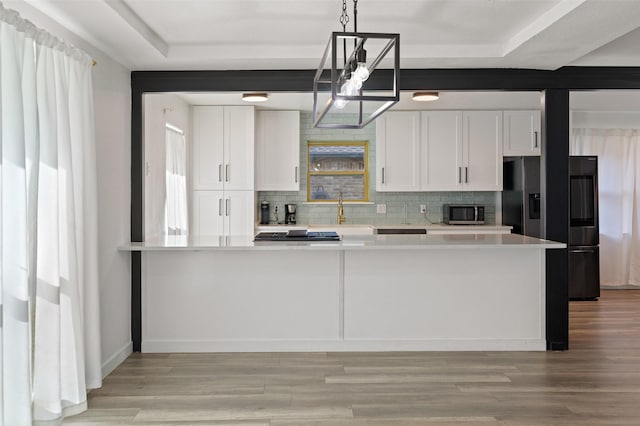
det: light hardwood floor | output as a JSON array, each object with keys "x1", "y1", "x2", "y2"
[{"x1": 66, "y1": 289, "x2": 640, "y2": 425}]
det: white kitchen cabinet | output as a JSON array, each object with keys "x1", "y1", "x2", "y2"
[
  {"x1": 255, "y1": 110, "x2": 300, "y2": 191},
  {"x1": 376, "y1": 111, "x2": 421, "y2": 191},
  {"x1": 191, "y1": 106, "x2": 255, "y2": 236},
  {"x1": 421, "y1": 111, "x2": 463, "y2": 190},
  {"x1": 462, "y1": 110, "x2": 503, "y2": 191},
  {"x1": 420, "y1": 110, "x2": 502, "y2": 191},
  {"x1": 503, "y1": 110, "x2": 541, "y2": 156},
  {"x1": 192, "y1": 190, "x2": 254, "y2": 236},
  {"x1": 192, "y1": 105, "x2": 254, "y2": 191}
]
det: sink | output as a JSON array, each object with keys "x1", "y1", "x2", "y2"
[
  {"x1": 376, "y1": 228, "x2": 427, "y2": 235},
  {"x1": 308, "y1": 225, "x2": 375, "y2": 235}
]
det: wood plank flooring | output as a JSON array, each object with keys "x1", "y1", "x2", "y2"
[{"x1": 65, "y1": 289, "x2": 640, "y2": 425}]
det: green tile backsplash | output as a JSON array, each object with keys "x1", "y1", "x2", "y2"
[{"x1": 258, "y1": 112, "x2": 497, "y2": 225}]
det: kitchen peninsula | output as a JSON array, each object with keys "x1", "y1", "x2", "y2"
[{"x1": 122, "y1": 233, "x2": 564, "y2": 352}]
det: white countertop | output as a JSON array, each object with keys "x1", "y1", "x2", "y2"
[
  {"x1": 120, "y1": 233, "x2": 564, "y2": 252},
  {"x1": 256, "y1": 223, "x2": 512, "y2": 230}
]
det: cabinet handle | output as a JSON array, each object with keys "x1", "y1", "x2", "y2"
[
  {"x1": 465, "y1": 167, "x2": 469, "y2": 183},
  {"x1": 225, "y1": 164, "x2": 230, "y2": 182},
  {"x1": 226, "y1": 198, "x2": 230, "y2": 216},
  {"x1": 218, "y1": 198, "x2": 223, "y2": 216},
  {"x1": 381, "y1": 167, "x2": 385, "y2": 184},
  {"x1": 218, "y1": 164, "x2": 223, "y2": 182},
  {"x1": 571, "y1": 249, "x2": 595, "y2": 254},
  {"x1": 534, "y1": 131, "x2": 539, "y2": 148},
  {"x1": 458, "y1": 167, "x2": 462, "y2": 183},
  {"x1": 295, "y1": 166, "x2": 298, "y2": 183}
]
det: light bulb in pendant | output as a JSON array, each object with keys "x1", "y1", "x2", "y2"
[
  {"x1": 353, "y1": 48, "x2": 369, "y2": 83},
  {"x1": 354, "y1": 62, "x2": 369, "y2": 82},
  {"x1": 334, "y1": 99, "x2": 347, "y2": 109}
]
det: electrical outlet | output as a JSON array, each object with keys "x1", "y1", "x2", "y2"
[
  {"x1": 420, "y1": 204, "x2": 427, "y2": 214},
  {"x1": 376, "y1": 204, "x2": 387, "y2": 214}
]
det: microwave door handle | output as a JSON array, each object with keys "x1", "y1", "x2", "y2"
[{"x1": 474, "y1": 207, "x2": 478, "y2": 222}]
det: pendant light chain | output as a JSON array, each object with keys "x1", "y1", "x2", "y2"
[
  {"x1": 353, "y1": 0, "x2": 358, "y2": 32},
  {"x1": 339, "y1": 0, "x2": 349, "y2": 32}
]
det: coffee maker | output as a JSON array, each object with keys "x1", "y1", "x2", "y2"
[
  {"x1": 259, "y1": 201, "x2": 270, "y2": 225},
  {"x1": 284, "y1": 204, "x2": 297, "y2": 224}
]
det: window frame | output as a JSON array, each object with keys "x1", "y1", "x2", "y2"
[{"x1": 306, "y1": 140, "x2": 369, "y2": 203}]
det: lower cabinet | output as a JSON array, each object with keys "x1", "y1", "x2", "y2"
[
  {"x1": 569, "y1": 246, "x2": 600, "y2": 300},
  {"x1": 192, "y1": 190, "x2": 255, "y2": 236}
]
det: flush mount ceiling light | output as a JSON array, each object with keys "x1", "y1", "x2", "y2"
[
  {"x1": 242, "y1": 93, "x2": 269, "y2": 102},
  {"x1": 412, "y1": 92, "x2": 439, "y2": 101},
  {"x1": 313, "y1": 0, "x2": 400, "y2": 129}
]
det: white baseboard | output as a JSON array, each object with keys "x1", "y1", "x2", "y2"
[
  {"x1": 141, "y1": 338, "x2": 546, "y2": 353},
  {"x1": 101, "y1": 341, "x2": 133, "y2": 378}
]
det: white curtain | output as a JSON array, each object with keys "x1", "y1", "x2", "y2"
[
  {"x1": 0, "y1": 3, "x2": 101, "y2": 425},
  {"x1": 572, "y1": 128, "x2": 640, "y2": 287},
  {"x1": 165, "y1": 126, "x2": 188, "y2": 236}
]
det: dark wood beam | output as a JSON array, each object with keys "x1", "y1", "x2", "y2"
[{"x1": 541, "y1": 89, "x2": 570, "y2": 350}]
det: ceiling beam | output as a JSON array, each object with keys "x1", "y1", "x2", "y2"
[
  {"x1": 502, "y1": 0, "x2": 640, "y2": 70},
  {"x1": 104, "y1": 0, "x2": 168, "y2": 57}
]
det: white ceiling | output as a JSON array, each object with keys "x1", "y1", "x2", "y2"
[{"x1": 15, "y1": 0, "x2": 640, "y2": 71}]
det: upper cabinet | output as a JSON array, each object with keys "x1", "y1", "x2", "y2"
[
  {"x1": 381, "y1": 110, "x2": 503, "y2": 192},
  {"x1": 462, "y1": 110, "x2": 503, "y2": 191},
  {"x1": 421, "y1": 111, "x2": 462, "y2": 191},
  {"x1": 376, "y1": 111, "x2": 421, "y2": 191},
  {"x1": 503, "y1": 110, "x2": 541, "y2": 156},
  {"x1": 192, "y1": 106, "x2": 255, "y2": 191},
  {"x1": 255, "y1": 110, "x2": 300, "y2": 191}
]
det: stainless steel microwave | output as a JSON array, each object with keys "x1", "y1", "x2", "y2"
[{"x1": 443, "y1": 204, "x2": 485, "y2": 225}]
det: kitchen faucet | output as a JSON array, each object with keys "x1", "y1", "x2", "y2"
[{"x1": 337, "y1": 191, "x2": 346, "y2": 224}]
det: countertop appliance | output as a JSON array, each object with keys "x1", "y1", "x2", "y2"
[
  {"x1": 259, "y1": 201, "x2": 270, "y2": 225},
  {"x1": 502, "y1": 157, "x2": 541, "y2": 238},
  {"x1": 254, "y1": 230, "x2": 340, "y2": 242},
  {"x1": 569, "y1": 156, "x2": 600, "y2": 300},
  {"x1": 285, "y1": 203, "x2": 297, "y2": 224},
  {"x1": 443, "y1": 204, "x2": 485, "y2": 225}
]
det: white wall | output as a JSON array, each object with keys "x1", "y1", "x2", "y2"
[
  {"x1": 572, "y1": 111, "x2": 640, "y2": 129},
  {"x1": 143, "y1": 94, "x2": 190, "y2": 239},
  {"x1": 6, "y1": 1, "x2": 133, "y2": 376}
]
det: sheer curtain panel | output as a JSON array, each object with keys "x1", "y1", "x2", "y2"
[
  {"x1": 165, "y1": 126, "x2": 188, "y2": 236},
  {"x1": 0, "y1": 3, "x2": 101, "y2": 425},
  {"x1": 572, "y1": 128, "x2": 640, "y2": 287}
]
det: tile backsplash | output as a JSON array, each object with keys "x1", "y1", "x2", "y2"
[{"x1": 258, "y1": 112, "x2": 497, "y2": 225}]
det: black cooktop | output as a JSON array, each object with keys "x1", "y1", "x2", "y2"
[{"x1": 254, "y1": 230, "x2": 341, "y2": 242}]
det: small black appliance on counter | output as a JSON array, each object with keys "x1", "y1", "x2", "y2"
[
  {"x1": 259, "y1": 201, "x2": 270, "y2": 225},
  {"x1": 285, "y1": 203, "x2": 297, "y2": 224}
]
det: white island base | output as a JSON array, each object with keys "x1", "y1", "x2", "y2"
[{"x1": 135, "y1": 234, "x2": 563, "y2": 352}]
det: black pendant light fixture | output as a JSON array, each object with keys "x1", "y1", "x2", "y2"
[{"x1": 313, "y1": 0, "x2": 400, "y2": 129}]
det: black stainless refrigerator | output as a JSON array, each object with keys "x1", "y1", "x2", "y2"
[
  {"x1": 503, "y1": 156, "x2": 600, "y2": 300},
  {"x1": 502, "y1": 157, "x2": 541, "y2": 238},
  {"x1": 569, "y1": 156, "x2": 600, "y2": 300}
]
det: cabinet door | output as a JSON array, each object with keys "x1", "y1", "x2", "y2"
[
  {"x1": 192, "y1": 106, "x2": 224, "y2": 190},
  {"x1": 462, "y1": 111, "x2": 503, "y2": 191},
  {"x1": 223, "y1": 106, "x2": 255, "y2": 191},
  {"x1": 225, "y1": 190, "x2": 256, "y2": 236},
  {"x1": 503, "y1": 110, "x2": 541, "y2": 156},
  {"x1": 192, "y1": 190, "x2": 225, "y2": 236},
  {"x1": 376, "y1": 111, "x2": 421, "y2": 191},
  {"x1": 255, "y1": 110, "x2": 300, "y2": 191},
  {"x1": 421, "y1": 111, "x2": 463, "y2": 191}
]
